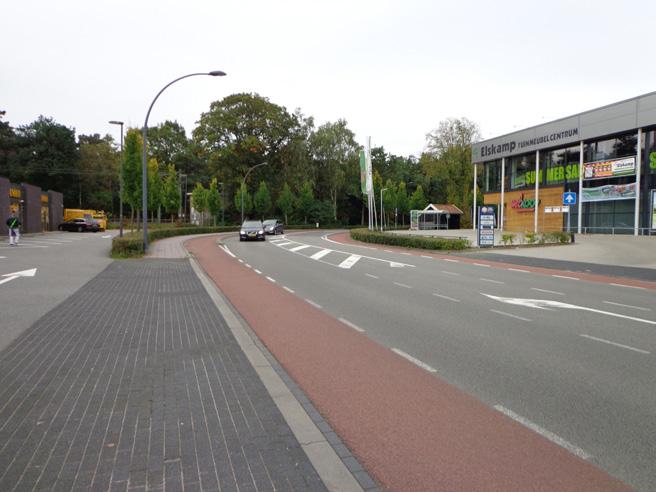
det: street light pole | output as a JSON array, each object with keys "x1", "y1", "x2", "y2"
[
  {"x1": 109, "y1": 120, "x2": 124, "y2": 237},
  {"x1": 379, "y1": 188, "x2": 386, "y2": 232},
  {"x1": 241, "y1": 162, "x2": 268, "y2": 223},
  {"x1": 141, "y1": 70, "x2": 226, "y2": 251}
]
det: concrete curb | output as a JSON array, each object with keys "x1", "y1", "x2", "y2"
[{"x1": 188, "y1": 256, "x2": 365, "y2": 492}]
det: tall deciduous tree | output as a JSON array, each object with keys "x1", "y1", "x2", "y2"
[
  {"x1": 296, "y1": 182, "x2": 314, "y2": 224},
  {"x1": 122, "y1": 129, "x2": 143, "y2": 227},
  {"x1": 147, "y1": 157, "x2": 163, "y2": 222},
  {"x1": 409, "y1": 184, "x2": 428, "y2": 211},
  {"x1": 191, "y1": 182, "x2": 209, "y2": 225},
  {"x1": 253, "y1": 181, "x2": 272, "y2": 220},
  {"x1": 234, "y1": 183, "x2": 252, "y2": 220},
  {"x1": 396, "y1": 181, "x2": 409, "y2": 226},
  {"x1": 276, "y1": 183, "x2": 294, "y2": 223},
  {"x1": 207, "y1": 178, "x2": 222, "y2": 225},
  {"x1": 78, "y1": 133, "x2": 119, "y2": 212},
  {"x1": 162, "y1": 164, "x2": 182, "y2": 221}
]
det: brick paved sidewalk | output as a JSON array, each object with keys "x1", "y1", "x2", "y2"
[{"x1": 0, "y1": 259, "x2": 326, "y2": 492}]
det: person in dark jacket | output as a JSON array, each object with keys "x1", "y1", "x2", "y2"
[{"x1": 6, "y1": 211, "x2": 21, "y2": 246}]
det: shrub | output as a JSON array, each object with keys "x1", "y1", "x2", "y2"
[
  {"x1": 501, "y1": 233, "x2": 515, "y2": 246},
  {"x1": 525, "y1": 232, "x2": 537, "y2": 244},
  {"x1": 350, "y1": 228, "x2": 470, "y2": 250}
]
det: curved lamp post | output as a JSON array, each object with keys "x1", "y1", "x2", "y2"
[
  {"x1": 241, "y1": 162, "x2": 268, "y2": 223},
  {"x1": 141, "y1": 70, "x2": 226, "y2": 250}
]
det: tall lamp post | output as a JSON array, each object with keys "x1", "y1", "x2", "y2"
[
  {"x1": 141, "y1": 70, "x2": 226, "y2": 250},
  {"x1": 380, "y1": 187, "x2": 388, "y2": 231},
  {"x1": 109, "y1": 120, "x2": 124, "y2": 237},
  {"x1": 241, "y1": 162, "x2": 268, "y2": 223}
]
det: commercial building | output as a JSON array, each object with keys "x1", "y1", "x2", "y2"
[
  {"x1": 472, "y1": 92, "x2": 656, "y2": 235},
  {"x1": 0, "y1": 177, "x2": 64, "y2": 235}
]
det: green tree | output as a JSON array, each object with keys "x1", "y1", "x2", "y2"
[
  {"x1": 409, "y1": 184, "x2": 428, "y2": 211},
  {"x1": 276, "y1": 183, "x2": 295, "y2": 223},
  {"x1": 147, "y1": 120, "x2": 189, "y2": 167},
  {"x1": 296, "y1": 181, "x2": 314, "y2": 224},
  {"x1": 147, "y1": 157, "x2": 163, "y2": 222},
  {"x1": 253, "y1": 181, "x2": 272, "y2": 220},
  {"x1": 234, "y1": 183, "x2": 253, "y2": 220},
  {"x1": 122, "y1": 129, "x2": 143, "y2": 227},
  {"x1": 191, "y1": 182, "x2": 209, "y2": 225},
  {"x1": 382, "y1": 179, "x2": 397, "y2": 227},
  {"x1": 207, "y1": 177, "x2": 222, "y2": 225},
  {"x1": 162, "y1": 164, "x2": 182, "y2": 221},
  {"x1": 78, "y1": 133, "x2": 119, "y2": 212},
  {"x1": 396, "y1": 181, "x2": 409, "y2": 226}
]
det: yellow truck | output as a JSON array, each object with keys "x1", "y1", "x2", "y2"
[{"x1": 63, "y1": 209, "x2": 107, "y2": 231}]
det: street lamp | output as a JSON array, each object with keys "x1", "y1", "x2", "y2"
[
  {"x1": 380, "y1": 188, "x2": 388, "y2": 231},
  {"x1": 141, "y1": 70, "x2": 226, "y2": 250},
  {"x1": 109, "y1": 120, "x2": 124, "y2": 237},
  {"x1": 241, "y1": 162, "x2": 268, "y2": 223}
]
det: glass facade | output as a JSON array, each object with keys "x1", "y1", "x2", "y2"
[
  {"x1": 509, "y1": 153, "x2": 536, "y2": 190},
  {"x1": 540, "y1": 145, "x2": 580, "y2": 186},
  {"x1": 483, "y1": 159, "x2": 501, "y2": 193}
]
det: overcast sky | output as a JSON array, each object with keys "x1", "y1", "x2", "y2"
[{"x1": 3, "y1": 0, "x2": 656, "y2": 157}]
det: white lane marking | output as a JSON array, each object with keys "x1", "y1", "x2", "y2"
[
  {"x1": 579, "y1": 334, "x2": 650, "y2": 355},
  {"x1": 552, "y1": 274, "x2": 579, "y2": 280},
  {"x1": 609, "y1": 283, "x2": 646, "y2": 290},
  {"x1": 400, "y1": 252, "x2": 412, "y2": 256},
  {"x1": 338, "y1": 255, "x2": 362, "y2": 269},
  {"x1": 483, "y1": 293, "x2": 656, "y2": 326},
  {"x1": 270, "y1": 239, "x2": 288, "y2": 244},
  {"x1": 432, "y1": 293, "x2": 460, "y2": 302},
  {"x1": 391, "y1": 349, "x2": 437, "y2": 373},
  {"x1": 238, "y1": 259, "x2": 244, "y2": 263},
  {"x1": 0, "y1": 276, "x2": 19, "y2": 285},
  {"x1": 266, "y1": 276, "x2": 276, "y2": 283},
  {"x1": 365, "y1": 273, "x2": 379, "y2": 279},
  {"x1": 531, "y1": 287, "x2": 564, "y2": 296},
  {"x1": 305, "y1": 299, "x2": 322, "y2": 309},
  {"x1": 338, "y1": 318, "x2": 365, "y2": 333},
  {"x1": 494, "y1": 405, "x2": 591, "y2": 460},
  {"x1": 441, "y1": 271, "x2": 460, "y2": 276},
  {"x1": 393, "y1": 282, "x2": 412, "y2": 289},
  {"x1": 508, "y1": 268, "x2": 529, "y2": 273},
  {"x1": 290, "y1": 245, "x2": 311, "y2": 252},
  {"x1": 0, "y1": 256, "x2": 6, "y2": 259},
  {"x1": 384, "y1": 249, "x2": 393, "y2": 253},
  {"x1": 283, "y1": 286, "x2": 295, "y2": 293},
  {"x1": 443, "y1": 258, "x2": 460, "y2": 263},
  {"x1": 220, "y1": 245, "x2": 236, "y2": 258},
  {"x1": 490, "y1": 309, "x2": 532, "y2": 322},
  {"x1": 276, "y1": 241, "x2": 295, "y2": 247},
  {"x1": 473, "y1": 263, "x2": 491, "y2": 268},
  {"x1": 480, "y1": 278, "x2": 504, "y2": 284},
  {"x1": 603, "y1": 301, "x2": 651, "y2": 312},
  {"x1": 421, "y1": 255, "x2": 433, "y2": 259},
  {"x1": 254, "y1": 269, "x2": 262, "y2": 274},
  {"x1": 102, "y1": 234, "x2": 112, "y2": 238},
  {"x1": 310, "y1": 249, "x2": 331, "y2": 260},
  {"x1": 245, "y1": 263, "x2": 252, "y2": 268}
]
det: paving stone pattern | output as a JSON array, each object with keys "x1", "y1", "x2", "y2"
[{"x1": 0, "y1": 259, "x2": 326, "y2": 492}]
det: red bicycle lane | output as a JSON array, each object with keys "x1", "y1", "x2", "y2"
[{"x1": 187, "y1": 235, "x2": 630, "y2": 491}]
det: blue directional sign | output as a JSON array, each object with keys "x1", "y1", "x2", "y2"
[{"x1": 563, "y1": 192, "x2": 577, "y2": 206}]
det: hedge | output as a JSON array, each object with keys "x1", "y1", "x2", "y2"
[
  {"x1": 111, "y1": 226, "x2": 239, "y2": 258},
  {"x1": 350, "y1": 228, "x2": 470, "y2": 250}
]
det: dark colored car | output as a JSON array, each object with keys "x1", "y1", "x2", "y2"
[
  {"x1": 239, "y1": 220, "x2": 265, "y2": 241},
  {"x1": 58, "y1": 218, "x2": 100, "y2": 233},
  {"x1": 263, "y1": 219, "x2": 284, "y2": 235}
]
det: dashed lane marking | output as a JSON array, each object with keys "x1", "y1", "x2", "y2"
[
  {"x1": 609, "y1": 283, "x2": 645, "y2": 290},
  {"x1": 443, "y1": 258, "x2": 459, "y2": 263},
  {"x1": 421, "y1": 255, "x2": 433, "y2": 259},
  {"x1": 603, "y1": 301, "x2": 650, "y2": 311},
  {"x1": 254, "y1": 269, "x2": 262, "y2": 275},
  {"x1": 365, "y1": 273, "x2": 379, "y2": 279},
  {"x1": 579, "y1": 334, "x2": 650, "y2": 355},
  {"x1": 238, "y1": 259, "x2": 244, "y2": 263},
  {"x1": 508, "y1": 268, "x2": 530, "y2": 273},
  {"x1": 338, "y1": 255, "x2": 362, "y2": 269},
  {"x1": 480, "y1": 278, "x2": 505, "y2": 284},
  {"x1": 393, "y1": 282, "x2": 412, "y2": 289},
  {"x1": 391, "y1": 349, "x2": 437, "y2": 373},
  {"x1": 490, "y1": 309, "x2": 532, "y2": 322},
  {"x1": 432, "y1": 293, "x2": 460, "y2": 302},
  {"x1": 310, "y1": 249, "x2": 331, "y2": 260},
  {"x1": 290, "y1": 245, "x2": 311, "y2": 252},
  {"x1": 494, "y1": 405, "x2": 591, "y2": 460},
  {"x1": 531, "y1": 287, "x2": 564, "y2": 296},
  {"x1": 283, "y1": 286, "x2": 294, "y2": 293},
  {"x1": 441, "y1": 271, "x2": 460, "y2": 276},
  {"x1": 338, "y1": 318, "x2": 365, "y2": 333},
  {"x1": 266, "y1": 276, "x2": 276, "y2": 283},
  {"x1": 305, "y1": 299, "x2": 322, "y2": 309},
  {"x1": 245, "y1": 264, "x2": 252, "y2": 268},
  {"x1": 552, "y1": 274, "x2": 580, "y2": 280},
  {"x1": 473, "y1": 263, "x2": 491, "y2": 268}
]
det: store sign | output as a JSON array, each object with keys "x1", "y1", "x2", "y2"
[
  {"x1": 510, "y1": 193, "x2": 538, "y2": 212},
  {"x1": 478, "y1": 206, "x2": 495, "y2": 247},
  {"x1": 583, "y1": 157, "x2": 635, "y2": 180},
  {"x1": 582, "y1": 182, "x2": 637, "y2": 202}
]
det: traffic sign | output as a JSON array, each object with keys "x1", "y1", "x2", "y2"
[{"x1": 563, "y1": 192, "x2": 577, "y2": 205}]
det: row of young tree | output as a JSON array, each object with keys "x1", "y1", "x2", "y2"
[{"x1": 0, "y1": 94, "x2": 482, "y2": 226}]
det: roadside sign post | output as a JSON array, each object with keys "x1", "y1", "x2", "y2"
[
  {"x1": 478, "y1": 206, "x2": 495, "y2": 247},
  {"x1": 563, "y1": 192, "x2": 576, "y2": 233}
]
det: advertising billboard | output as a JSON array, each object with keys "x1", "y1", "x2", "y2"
[
  {"x1": 583, "y1": 157, "x2": 635, "y2": 180},
  {"x1": 581, "y1": 182, "x2": 637, "y2": 202}
]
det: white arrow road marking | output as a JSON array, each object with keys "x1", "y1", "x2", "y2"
[
  {"x1": 0, "y1": 268, "x2": 37, "y2": 286},
  {"x1": 338, "y1": 255, "x2": 361, "y2": 269},
  {"x1": 482, "y1": 293, "x2": 656, "y2": 326}
]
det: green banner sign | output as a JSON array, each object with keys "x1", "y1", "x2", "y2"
[
  {"x1": 359, "y1": 150, "x2": 366, "y2": 194},
  {"x1": 582, "y1": 182, "x2": 636, "y2": 202}
]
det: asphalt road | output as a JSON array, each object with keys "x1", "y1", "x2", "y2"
[
  {"x1": 224, "y1": 230, "x2": 656, "y2": 491},
  {"x1": 0, "y1": 231, "x2": 115, "y2": 351}
]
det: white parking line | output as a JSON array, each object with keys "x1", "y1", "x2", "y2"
[
  {"x1": 490, "y1": 309, "x2": 532, "y2": 322},
  {"x1": 365, "y1": 273, "x2": 379, "y2": 279},
  {"x1": 579, "y1": 334, "x2": 650, "y2": 354},
  {"x1": 552, "y1": 274, "x2": 579, "y2": 280},
  {"x1": 603, "y1": 301, "x2": 651, "y2": 311},
  {"x1": 391, "y1": 348, "x2": 437, "y2": 373},
  {"x1": 609, "y1": 283, "x2": 645, "y2": 290},
  {"x1": 305, "y1": 299, "x2": 322, "y2": 309},
  {"x1": 310, "y1": 249, "x2": 331, "y2": 260},
  {"x1": 338, "y1": 255, "x2": 361, "y2": 269},
  {"x1": 338, "y1": 318, "x2": 365, "y2": 333},
  {"x1": 393, "y1": 282, "x2": 412, "y2": 289},
  {"x1": 283, "y1": 286, "x2": 295, "y2": 294},
  {"x1": 480, "y1": 278, "x2": 504, "y2": 284},
  {"x1": 531, "y1": 287, "x2": 564, "y2": 296},
  {"x1": 290, "y1": 245, "x2": 311, "y2": 252},
  {"x1": 494, "y1": 405, "x2": 591, "y2": 460},
  {"x1": 432, "y1": 293, "x2": 460, "y2": 302}
]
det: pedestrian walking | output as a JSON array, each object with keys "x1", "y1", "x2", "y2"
[{"x1": 6, "y1": 211, "x2": 21, "y2": 246}]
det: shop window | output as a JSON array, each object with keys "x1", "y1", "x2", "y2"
[
  {"x1": 541, "y1": 145, "x2": 580, "y2": 186},
  {"x1": 484, "y1": 160, "x2": 501, "y2": 192},
  {"x1": 584, "y1": 133, "x2": 637, "y2": 163},
  {"x1": 509, "y1": 153, "x2": 536, "y2": 190}
]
